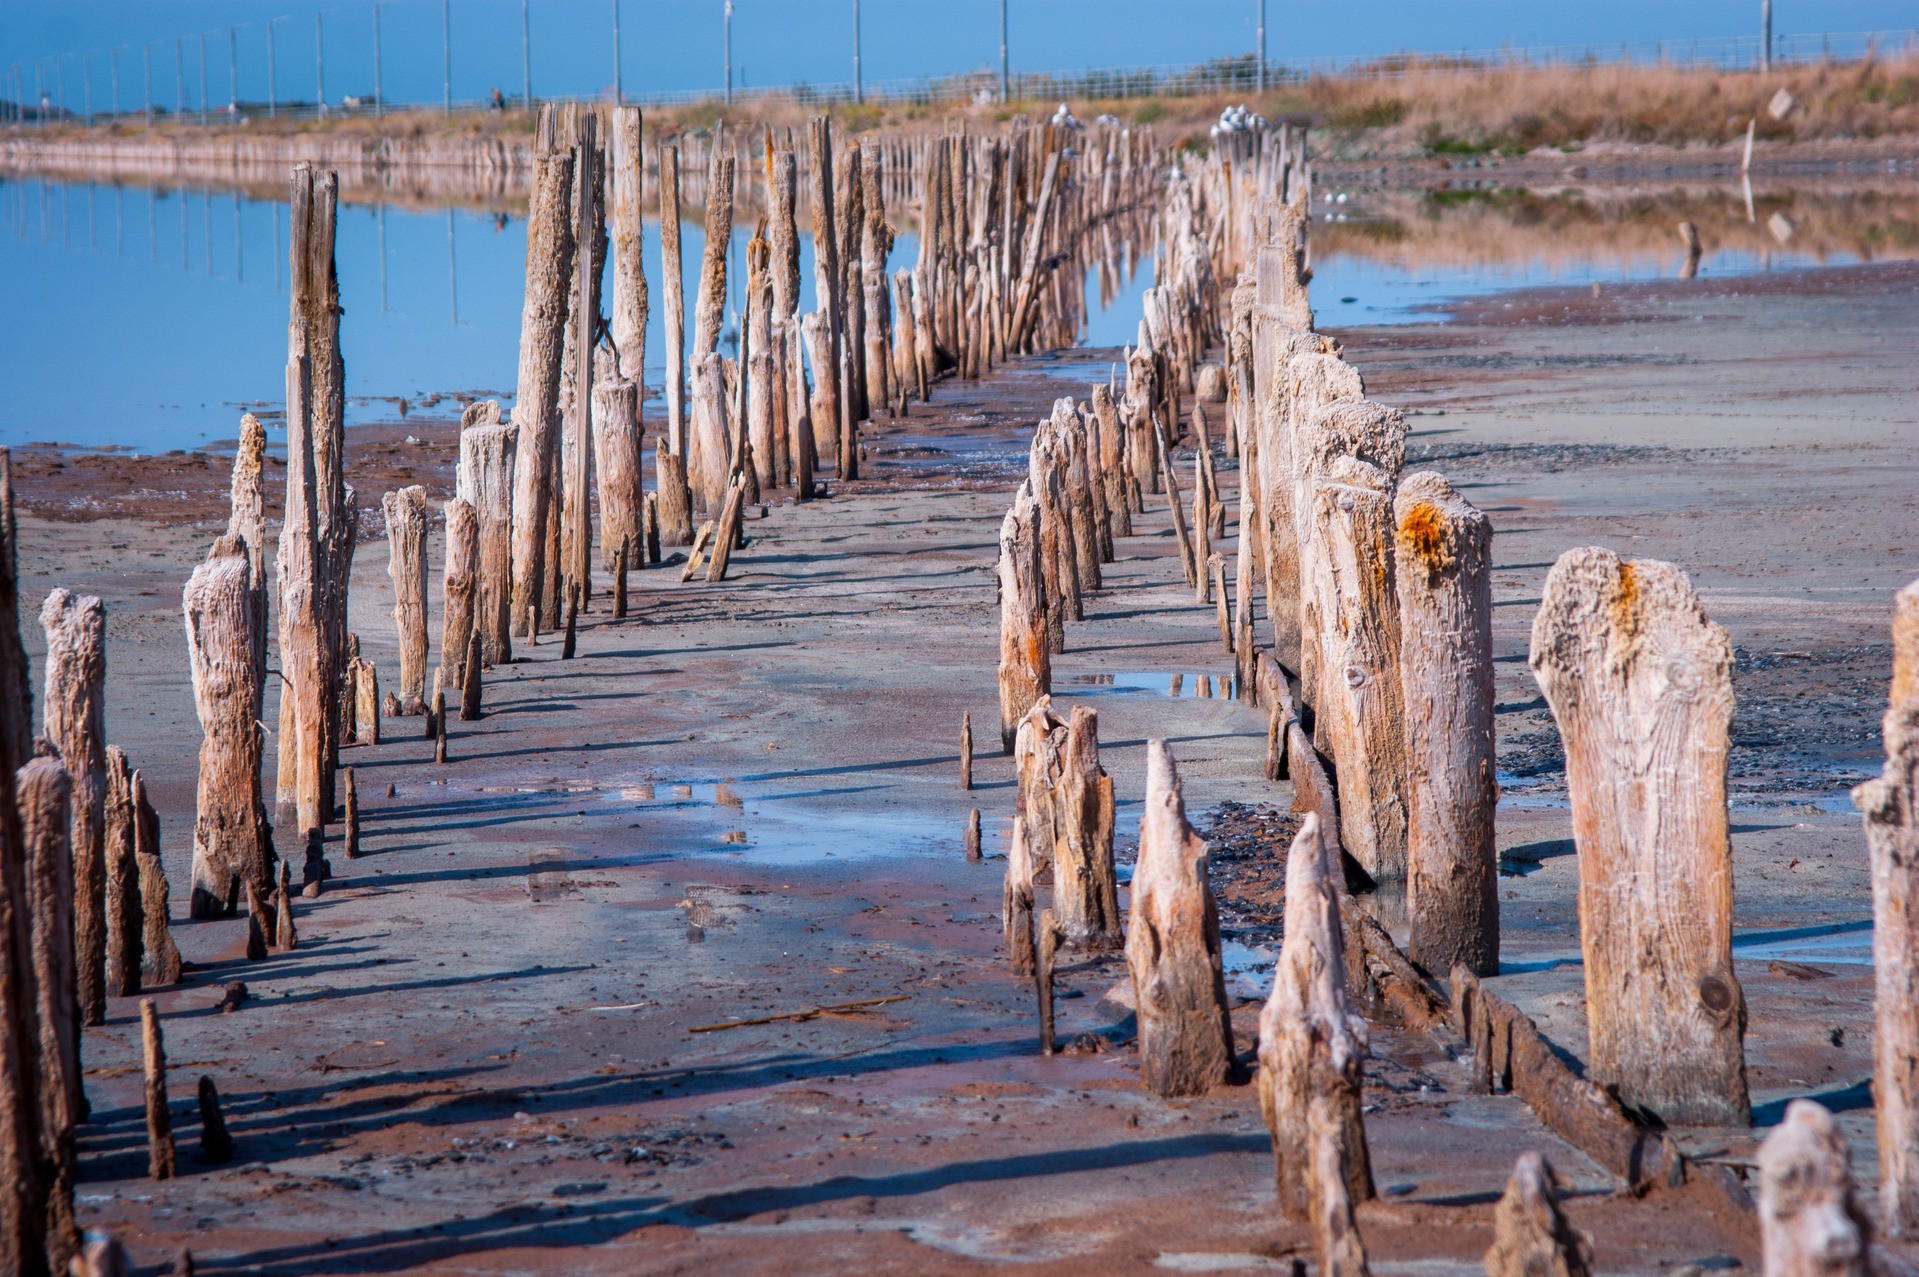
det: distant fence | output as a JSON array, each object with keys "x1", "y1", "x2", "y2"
[{"x1": 4, "y1": 27, "x2": 1913, "y2": 127}]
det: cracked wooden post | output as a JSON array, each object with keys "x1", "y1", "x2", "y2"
[
  {"x1": 185, "y1": 541, "x2": 272, "y2": 919},
  {"x1": 656, "y1": 141, "x2": 695, "y2": 545},
  {"x1": 960, "y1": 711, "x2": 974, "y2": 790},
  {"x1": 41, "y1": 588, "x2": 108, "y2": 1026},
  {"x1": 140, "y1": 999, "x2": 175, "y2": 1180},
  {"x1": 1003, "y1": 814, "x2": 1036, "y2": 977},
  {"x1": 1036, "y1": 908, "x2": 1063, "y2": 1057},
  {"x1": 457, "y1": 407, "x2": 517, "y2": 666},
  {"x1": 343, "y1": 767, "x2": 360, "y2": 859},
  {"x1": 20, "y1": 755, "x2": 78, "y2": 1270},
  {"x1": 965, "y1": 808, "x2": 982, "y2": 861},
  {"x1": 461, "y1": 632, "x2": 484, "y2": 723},
  {"x1": 1530, "y1": 548, "x2": 1749, "y2": 1126},
  {"x1": 103, "y1": 747, "x2": 142, "y2": 997},
  {"x1": 1258, "y1": 812, "x2": 1375, "y2": 1234},
  {"x1": 809, "y1": 118, "x2": 845, "y2": 471},
  {"x1": 1395, "y1": 473, "x2": 1498, "y2": 976},
  {"x1": 440, "y1": 498, "x2": 478, "y2": 707},
  {"x1": 562, "y1": 111, "x2": 601, "y2": 617},
  {"x1": 272, "y1": 861, "x2": 297, "y2": 952},
  {"x1": 1303, "y1": 400, "x2": 1408, "y2": 881},
  {"x1": 509, "y1": 127, "x2": 577, "y2": 637},
  {"x1": 1758, "y1": 1101, "x2": 1868, "y2": 1277},
  {"x1": 1125, "y1": 741, "x2": 1233, "y2": 1097},
  {"x1": 1484, "y1": 1153, "x2": 1592, "y2": 1277},
  {"x1": 997, "y1": 483, "x2": 1050, "y2": 754},
  {"x1": 352, "y1": 659, "x2": 380, "y2": 747},
  {"x1": 1855, "y1": 577, "x2": 1919, "y2": 1235},
  {"x1": 689, "y1": 354, "x2": 732, "y2": 517},
  {"x1": 383, "y1": 486, "x2": 429, "y2": 714},
  {"x1": 593, "y1": 379, "x2": 644, "y2": 578},
  {"x1": 608, "y1": 105, "x2": 649, "y2": 389},
  {"x1": 196, "y1": 1076, "x2": 233, "y2": 1166},
  {"x1": 228, "y1": 414, "x2": 270, "y2": 709},
  {"x1": 1055, "y1": 707, "x2": 1120, "y2": 951},
  {"x1": 133, "y1": 771, "x2": 181, "y2": 988}
]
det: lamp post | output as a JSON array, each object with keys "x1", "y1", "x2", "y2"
[
  {"x1": 853, "y1": 0, "x2": 863, "y2": 105},
  {"x1": 1000, "y1": 0, "x2": 1009, "y2": 104},
  {"x1": 724, "y1": 1, "x2": 734, "y2": 105}
]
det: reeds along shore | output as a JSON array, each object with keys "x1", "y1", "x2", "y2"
[{"x1": 992, "y1": 123, "x2": 1919, "y2": 1275}]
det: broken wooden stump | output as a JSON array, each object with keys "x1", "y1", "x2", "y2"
[
  {"x1": 960, "y1": 711, "x2": 974, "y2": 790},
  {"x1": 140, "y1": 999, "x2": 175, "y2": 1180},
  {"x1": 440, "y1": 497, "x2": 478, "y2": 700},
  {"x1": 1394, "y1": 473, "x2": 1497, "y2": 976},
  {"x1": 433, "y1": 686, "x2": 449, "y2": 764},
  {"x1": 1210, "y1": 553, "x2": 1232, "y2": 651},
  {"x1": 343, "y1": 767, "x2": 360, "y2": 860},
  {"x1": 1531, "y1": 547, "x2": 1749, "y2": 1126},
  {"x1": 243, "y1": 881, "x2": 271, "y2": 961},
  {"x1": 1125, "y1": 741, "x2": 1233, "y2": 1097},
  {"x1": 196, "y1": 1076, "x2": 232, "y2": 1166},
  {"x1": 1003, "y1": 814, "x2": 1037, "y2": 977},
  {"x1": 1855, "y1": 577, "x2": 1919, "y2": 1236},
  {"x1": 20, "y1": 755, "x2": 79, "y2": 1269},
  {"x1": 1258, "y1": 812, "x2": 1375, "y2": 1225},
  {"x1": 593, "y1": 378, "x2": 645, "y2": 579},
  {"x1": 383, "y1": 486, "x2": 430, "y2": 714},
  {"x1": 1053, "y1": 707, "x2": 1120, "y2": 950},
  {"x1": 273, "y1": 862, "x2": 297, "y2": 953},
  {"x1": 133, "y1": 771, "x2": 181, "y2": 988},
  {"x1": 997, "y1": 483, "x2": 1050, "y2": 754},
  {"x1": 1484, "y1": 1153, "x2": 1592, "y2": 1277},
  {"x1": 561, "y1": 583, "x2": 579, "y2": 659},
  {"x1": 1036, "y1": 908, "x2": 1063, "y2": 1057},
  {"x1": 352, "y1": 658, "x2": 380, "y2": 747},
  {"x1": 460, "y1": 631, "x2": 484, "y2": 723},
  {"x1": 965, "y1": 808, "x2": 982, "y2": 862},
  {"x1": 1758, "y1": 1100, "x2": 1868, "y2": 1277},
  {"x1": 184, "y1": 542, "x2": 272, "y2": 919},
  {"x1": 103, "y1": 747, "x2": 142, "y2": 997},
  {"x1": 456, "y1": 409, "x2": 517, "y2": 666},
  {"x1": 613, "y1": 537, "x2": 629, "y2": 619},
  {"x1": 41, "y1": 588, "x2": 108, "y2": 1026}
]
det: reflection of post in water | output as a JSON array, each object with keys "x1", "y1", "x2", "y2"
[
  {"x1": 232, "y1": 190, "x2": 243, "y2": 284},
  {"x1": 377, "y1": 203, "x2": 388, "y2": 312},
  {"x1": 147, "y1": 188, "x2": 156, "y2": 264},
  {"x1": 115, "y1": 186, "x2": 124, "y2": 258},
  {"x1": 87, "y1": 183, "x2": 96, "y2": 253},
  {"x1": 272, "y1": 200, "x2": 282, "y2": 292},
  {"x1": 179, "y1": 187, "x2": 188, "y2": 270},
  {"x1": 1677, "y1": 219, "x2": 1702, "y2": 280},
  {"x1": 447, "y1": 208, "x2": 459, "y2": 326},
  {"x1": 203, "y1": 188, "x2": 213, "y2": 277}
]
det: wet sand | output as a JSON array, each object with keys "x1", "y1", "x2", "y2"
[{"x1": 24, "y1": 258, "x2": 1917, "y2": 1273}]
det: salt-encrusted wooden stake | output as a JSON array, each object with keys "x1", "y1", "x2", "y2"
[
  {"x1": 196, "y1": 1076, "x2": 233, "y2": 1165},
  {"x1": 343, "y1": 767, "x2": 360, "y2": 859},
  {"x1": 960, "y1": 711, "x2": 974, "y2": 790},
  {"x1": 457, "y1": 409, "x2": 517, "y2": 666},
  {"x1": 1856, "y1": 577, "x2": 1919, "y2": 1235},
  {"x1": 809, "y1": 118, "x2": 846, "y2": 468},
  {"x1": 140, "y1": 999, "x2": 175, "y2": 1180},
  {"x1": 440, "y1": 498, "x2": 478, "y2": 699},
  {"x1": 1126, "y1": 741, "x2": 1233, "y2": 1097},
  {"x1": 1258, "y1": 812, "x2": 1375, "y2": 1228},
  {"x1": 508, "y1": 132, "x2": 578, "y2": 636},
  {"x1": 1758, "y1": 1101, "x2": 1869, "y2": 1277},
  {"x1": 1003, "y1": 814, "x2": 1036, "y2": 977},
  {"x1": 383, "y1": 486, "x2": 430, "y2": 714},
  {"x1": 1484, "y1": 1153, "x2": 1592, "y2": 1277},
  {"x1": 1530, "y1": 548, "x2": 1749, "y2": 1126},
  {"x1": 561, "y1": 583, "x2": 579, "y2": 660},
  {"x1": 433, "y1": 686, "x2": 448, "y2": 765},
  {"x1": 133, "y1": 771, "x2": 181, "y2": 987},
  {"x1": 1210, "y1": 553, "x2": 1231, "y2": 650},
  {"x1": 185, "y1": 542, "x2": 271, "y2": 918},
  {"x1": 707, "y1": 476, "x2": 748, "y2": 582},
  {"x1": 243, "y1": 880, "x2": 270, "y2": 961},
  {"x1": 461, "y1": 632, "x2": 483, "y2": 722},
  {"x1": 228, "y1": 414, "x2": 270, "y2": 704},
  {"x1": 607, "y1": 106, "x2": 649, "y2": 387},
  {"x1": 352, "y1": 659, "x2": 380, "y2": 745},
  {"x1": 1158, "y1": 443, "x2": 1198, "y2": 589},
  {"x1": 688, "y1": 354, "x2": 732, "y2": 516},
  {"x1": 272, "y1": 861, "x2": 296, "y2": 952},
  {"x1": 997, "y1": 484, "x2": 1050, "y2": 754},
  {"x1": 1395, "y1": 473, "x2": 1497, "y2": 976},
  {"x1": 563, "y1": 112, "x2": 601, "y2": 616},
  {"x1": 103, "y1": 747, "x2": 142, "y2": 997},
  {"x1": 41, "y1": 588, "x2": 108, "y2": 1026},
  {"x1": 656, "y1": 141, "x2": 694, "y2": 545},
  {"x1": 613, "y1": 537, "x2": 630, "y2": 619},
  {"x1": 1055, "y1": 706, "x2": 1121, "y2": 950},
  {"x1": 965, "y1": 808, "x2": 982, "y2": 861},
  {"x1": 1036, "y1": 908, "x2": 1063, "y2": 1057},
  {"x1": 20, "y1": 756, "x2": 79, "y2": 1268},
  {"x1": 643, "y1": 492, "x2": 662, "y2": 564}
]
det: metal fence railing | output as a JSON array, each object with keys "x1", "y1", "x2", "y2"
[{"x1": 4, "y1": 28, "x2": 1913, "y2": 127}]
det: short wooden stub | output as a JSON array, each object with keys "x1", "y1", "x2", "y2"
[
  {"x1": 1483, "y1": 1153, "x2": 1592, "y2": 1277},
  {"x1": 461, "y1": 631, "x2": 484, "y2": 723},
  {"x1": 1003, "y1": 814, "x2": 1036, "y2": 977},
  {"x1": 1854, "y1": 578, "x2": 1919, "y2": 1235},
  {"x1": 343, "y1": 767, "x2": 360, "y2": 860},
  {"x1": 1125, "y1": 741, "x2": 1233, "y2": 1097},
  {"x1": 964, "y1": 808, "x2": 982, "y2": 862},
  {"x1": 1394, "y1": 473, "x2": 1498, "y2": 977},
  {"x1": 561, "y1": 583, "x2": 580, "y2": 659},
  {"x1": 141, "y1": 999, "x2": 176, "y2": 1180},
  {"x1": 960, "y1": 710, "x2": 974, "y2": 791},
  {"x1": 196, "y1": 1076, "x2": 233, "y2": 1166},
  {"x1": 433, "y1": 688, "x2": 449, "y2": 765},
  {"x1": 133, "y1": 771, "x2": 182, "y2": 987},
  {"x1": 103, "y1": 747, "x2": 142, "y2": 997},
  {"x1": 1757, "y1": 1101, "x2": 1868, "y2": 1277},
  {"x1": 1258, "y1": 813, "x2": 1375, "y2": 1242},
  {"x1": 1530, "y1": 547, "x2": 1749, "y2": 1126},
  {"x1": 1036, "y1": 908, "x2": 1063, "y2": 1057},
  {"x1": 382, "y1": 485, "x2": 430, "y2": 714}
]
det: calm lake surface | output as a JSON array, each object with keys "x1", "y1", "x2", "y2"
[{"x1": 0, "y1": 175, "x2": 1906, "y2": 452}]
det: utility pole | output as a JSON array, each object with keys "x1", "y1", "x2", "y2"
[
  {"x1": 612, "y1": 0, "x2": 623, "y2": 104},
  {"x1": 316, "y1": 12, "x2": 326, "y2": 117},
  {"x1": 1257, "y1": 0, "x2": 1267, "y2": 92},
  {"x1": 1760, "y1": 0, "x2": 1773, "y2": 72},
  {"x1": 442, "y1": 0, "x2": 452, "y2": 115},
  {"x1": 175, "y1": 39, "x2": 184, "y2": 117},
  {"x1": 227, "y1": 28, "x2": 236, "y2": 111},
  {"x1": 199, "y1": 32, "x2": 208, "y2": 124},
  {"x1": 373, "y1": 4, "x2": 384, "y2": 118},
  {"x1": 521, "y1": 0, "x2": 532, "y2": 107},
  {"x1": 111, "y1": 47, "x2": 120, "y2": 117},
  {"x1": 853, "y1": 0, "x2": 863, "y2": 104},
  {"x1": 143, "y1": 43, "x2": 152, "y2": 124},
  {"x1": 57, "y1": 54, "x2": 65, "y2": 119},
  {"x1": 724, "y1": 1, "x2": 734, "y2": 105},
  {"x1": 1000, "y1": 0, "x2": 1009, "y2": 104},
  {"x1": 83, "y1": 53, "x2": 91, "y2": 125},
  {"x1": 267, "y1": 18, "x2": 279, "y2": 118}
]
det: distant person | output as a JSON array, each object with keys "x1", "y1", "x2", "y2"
[{"x1": 490, "y1": 87, "x2": 506, "y2": 112}]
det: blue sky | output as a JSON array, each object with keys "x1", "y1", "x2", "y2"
[{"x1": 2, "y1": 1, "x2": 1913, "y2": 110}]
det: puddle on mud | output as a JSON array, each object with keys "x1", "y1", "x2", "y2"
[
  {"x1": 1062, "y1": 671, "x2": 1240, "y2": 700},
  {"x1": 1501, "y1": 918, "x2": 1873, "y2": 974}
]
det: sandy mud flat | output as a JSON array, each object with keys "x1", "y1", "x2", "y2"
[{"x1": 21, "y1": 258, "x2": 1916, "y2": 1273}]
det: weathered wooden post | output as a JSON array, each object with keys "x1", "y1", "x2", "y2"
[
  {"x1": 808, "y1": 117, "x2": 846, "y2": 470},
  {"x1": 461, "y1": 632, "x2": 484, "y2": 722},
  {"x1": 227, "y1": 413, "x2": 270, "y2": 706},
  {"x1": 689, "y1": 354, "x2": 732, "y2": 517},
  {"x1": 1758, "y1": 1101, "x2": 1868, "y2": 1277},
  {"x1": 41, "y1": 589, "x2": 108, "y2": 1026},
  {"x1": 1036, "y1": 908, "x2": 1063, "y2": 1057},
  {"x1": 656, "y1": 141, "x2": 695, "y2": 544},
  {"x1": 196, "y1": 1076, "x2": 233, "y2": 1166},
  {"x1": 593, "y1": 379, "x2": 644, "y2": 575},
  {"x1": 457, "y1": 407, "x2": 517, "y2": 666},
  {"x1": 343, "y1": 766, "x2": 361, "y2": 860},
  {"x1": 997, "y1": 484, "x2": 1050, "y2": 753},
  {"x1": 103, "y1": 747, "x2": 142, "y2": 997},
  {"x1": 1125, "y1": 741, "x2": 1233, "y2": 1097},
  {"x1": 965, "y1": 808, "x2": 982, "y2": 861},
  {"x1": 1483, "y1": 1154, "x2": 1592, "y2": 1277},
  {"x1": 1394, "y1": 473, "x2": 1497, "y2": 976},
  {"x1": 959, "y1": 711, "x2": 974, "y2": 790},
  {"x1": 185, "y1": 541, "x2": 271, "y2": 919},
  {"x1": 440, "y1": 498, "x2": 478, "y2": 700},
  {"x1": 1003, "y1": 814, "x2": 1036, "y2": 976},
  {"x1": 607, "y1": 105, "x2": 649, "y2": 388},
  {"x1": 561, "y1": 112, "x2": 602, "y2": 616},
  {"x1": 133, "y1": 771, "x2": 181, "y2": 988},
  {"x1": 140, "y1": 1000, "x2": 175, "y2": 1180},
  {"x1": 352, "y1": 658, "x2": 380, "y2": 747},
  {"x1": 1855, "y1": 577, "x2": 1919, "y2": 1235},
  {"x1": 20, "y1": 755, "x2": 78, "y2": 1269},
  {"x1": 1258, "y1": 812, "x2": 1374, "y2": 1233},
  {"x1": 382, "y1": 486, "x2": 429, "y2": 714},
  {"x1": 1531, "y1": 548, "x2": 1749, "y2": 1126},
  {"x1": 1054, "y1": 706, "x2": 1120, "y2": 950},
  {"x1": 509, "y1": 128, "x2": 577, "y2": 636}
]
